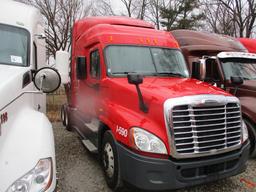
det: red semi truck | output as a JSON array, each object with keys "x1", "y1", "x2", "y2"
[
  {"x1": 58, "y1": 17, "x2": 249, "y2": 191},
  {"x1": 239, "y1": 38, "x2": 256, "y2": 53}
]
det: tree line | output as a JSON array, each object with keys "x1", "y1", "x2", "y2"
[{"x1": 16, "y1": 0, "x2": 256, "y2": 57}]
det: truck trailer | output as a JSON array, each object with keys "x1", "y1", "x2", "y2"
[
  {"x1": 171, "y1": 30, "x2": 256, "y2": 157},
  {"x1": 58, "y1": 17, "x2": 249, "y2": 191},
  {"x1": 0, "y1": 1, "x2": 61, "y2": 191}
]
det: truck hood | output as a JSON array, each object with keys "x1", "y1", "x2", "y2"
[
  {"x1": 241, "y1": 80, "x2": 256, "y2": 91},
  {"x1": 0, "y1": 65, "x2": 30, "y2": 111},
  {"x1": 101, "y1": 77, "x2": 231, "y2": 150},
  {"x1": 104, "y1": 77, "x2": 230, "y2": 103},
  {"x1": 102, "y1": 77, "x2": 231, "y2": 122}
]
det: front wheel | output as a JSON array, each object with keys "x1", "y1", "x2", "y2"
[
  {"x1": 101, "y1": 131, "x2": 123, "y2": 191},
  {"x1": 244, "y1": 118, "x2": 256, "y2": 158}
]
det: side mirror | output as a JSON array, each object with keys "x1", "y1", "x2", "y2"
[
  {"x1": 33, "y1": 67, "x2": 61, "y2": 93},
  {"x1": 191, "y1": 60, "x2": 206, "y2": 81},
  {"x1": 127, "y1": 73, "x2": 148, "y2": 113},
  {"x1": 200, "y1": 60, "x2": 207, "y2": 81},
  {"x1": 191, "y1": 61, "x2": 201, "y2": 79},
  {"x1": 231, "y1": 76, "x2": 244, "y2": 85},
  {"x1": 128, "y1": 73, "x2": 143, "y2": 85},
  {"x1": 56, "y1": 50, "x2": 69, "y2": 84},
  {"x1": 76, "y1": 56, "x2": 87, "y2": 80},
  {"x1": 230, "y1": 76, "x2": 243, "y2": 96}
]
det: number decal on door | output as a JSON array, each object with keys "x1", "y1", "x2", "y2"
[
  {"x1": 0, "y1": 112, "x2": 8, "y2": 124},
  {"x1": 0, "y1": 112, "x2": 8, "y2": 136},
  {"x1": 116, "y1": 126, "x2": 128, "y2": 137}
]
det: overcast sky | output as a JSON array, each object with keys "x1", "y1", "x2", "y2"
[{"x1": 110, "y1": 0, "x2": 126, "y2": 14}]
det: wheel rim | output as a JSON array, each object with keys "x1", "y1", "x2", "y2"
[
  {"x1": 103, "y1": 142, "x2": 114, "y2": 178},
  {"x1": 61, "y1": 107, "x2": 65, "y2": 123},
  {"x1": 65, "y1": 110, "x2": 68, "y2": 126}
]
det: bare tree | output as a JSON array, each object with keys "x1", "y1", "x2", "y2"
[
  {"x1": 16, "y1": 0, "x2": 85, "y2": 57},
  {"x1": 135, "y1": 0, "x2": 149, "y2": 19},
  {"x1": 146, "y1": 0, "x2": 164, "y2": 29},
  {"x1": 207, "y1": 0, "x2": 256, "y2": 37},
  {"x1": 120, "y1": 0, "x2": 135, "y2": 17},
  {"x1": 203, "y1": 0, "x2": 236, "y2": 36},
  {"x1": 90, "y1": 0, "x2": 116, "y2": 16},
  {"x1": 120, "y1": 0, "x2": 148, "y2": 19}
]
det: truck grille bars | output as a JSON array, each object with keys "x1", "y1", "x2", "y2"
[{"x1": 164, "y1": 95, "x2": 242, "y2": 159}]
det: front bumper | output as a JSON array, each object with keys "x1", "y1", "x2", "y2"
[{"x1": 117, "y1": 141, "x2": 250, "y2": 191}]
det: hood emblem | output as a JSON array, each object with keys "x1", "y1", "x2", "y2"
[{"x1": 196, "y1": 99, "x2": 220, "y2": 107}]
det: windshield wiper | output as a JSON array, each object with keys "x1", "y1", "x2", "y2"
[
  {"x1": 112, "y1": 72, "x2": 155, "y2": 75},
  {"x1": 155, "y1": 72, "x2": 185, "y2": 77},
  {"x1": 111, "y1": 72, "x2": 133, "y2": 75},
  {"x1": 244, "y1": 77, "x2": 256, "y2": 80},
  {"x1": 111, "y1": 72, "x2": 186, "y2": 77}
]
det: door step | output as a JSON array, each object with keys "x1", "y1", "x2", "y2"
[
  {"x1": 84, "y1": 118, "x2": 100, "y2": 133},
  {"x1": 82, "y1": 139, "x2": 98, "y2": 153}
]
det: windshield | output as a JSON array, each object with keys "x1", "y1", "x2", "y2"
[
  {"x1": 105, "y1": 45, "x2": 189, "y2": 77},
  {"x1": 221, "y1": 58, "x2": 256, "y2": 80},
  {"x1": 0, "y1": 24, "x2": 30, "y2": 66}
]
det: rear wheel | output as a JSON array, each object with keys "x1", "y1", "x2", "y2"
[
  {"x1": 62, "y1": 105, "x2": 72, "y2": 132},
  {"x1": 101, "y1": 131, "x2": 123, "y2": 191},
  {"x1": 60, "y1": 105, "x2": 66, "y2": 126},
  {"x1": 244, "y1": 118, "x2": 256, "y2": 158}
]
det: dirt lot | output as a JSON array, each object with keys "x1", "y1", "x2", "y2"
[{"x1": 52, "y1": 122, "x2": 256, "y2": 192}]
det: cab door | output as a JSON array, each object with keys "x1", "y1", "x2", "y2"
[
  {"x1": 78, "y1": 46, "x2": 101, "y2": 119},
  {"x1": 76, "y1": 44, "x2": 102, "y2": 143}
]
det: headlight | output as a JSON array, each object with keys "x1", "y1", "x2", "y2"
[
  {"x1": 7, "y1": 158, "x2": 53, "y2": 192},
  {"x1": 242, "y1": 120, "x2": 249, "y2": 143},
  {"x1": 130, "y1": 127, "x2": 167, "y2": 154}
]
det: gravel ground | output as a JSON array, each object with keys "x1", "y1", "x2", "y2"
[{"x1": 53, "y1": 122, "x2": 256, "y2": 192}]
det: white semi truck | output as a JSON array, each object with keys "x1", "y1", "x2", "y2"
[{"x1": 0, "y1": 1, "x2": 62, "y2": 191}]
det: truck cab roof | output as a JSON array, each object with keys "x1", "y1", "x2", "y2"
[
  {"x1": 171, "y1": 30, "x2": 247, "y2": 54},
  {"x1": 74, "y1": 16, "x2": 154, "y2": 39},
  {"x1": 72, "y1": 17, "x2": 179, "y2": 49},
  {"x1": 0, "y1": 0, "x2": 41, "y2": 32}
]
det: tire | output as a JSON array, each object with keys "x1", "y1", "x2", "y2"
[
  {"x1": 101, "y1": 131, "x2": 124, "y2": 191},
  {"x1": 64, "y1": 105, "x2": 72, "y2": 132},
  {"x1": 244, "y1": 118, "x2": 256, "y2": 158},
  {"x1": 60, "y1": 105, "x2": 66, "y2": 126}
]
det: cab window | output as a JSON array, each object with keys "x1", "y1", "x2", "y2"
[
  {"x1": 0, "y1": 24, "x2": 30, "y2": 66},
  {"x1": 90, "y1": 50, "x2": 100, "y2": 79}
]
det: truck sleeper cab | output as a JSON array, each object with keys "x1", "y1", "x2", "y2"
[
  {"x1": 0, "y1": 1, "x2": 60, "y2": 192},
  {"x1": 59, "y1": 17, "x2": 250, "y2": 191},
  {"x1": 172, "y1": 30, "x2": 256, "y2": 158}
]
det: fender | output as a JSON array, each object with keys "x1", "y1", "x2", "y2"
[
  {"x1": 240, "y1": 96, "x2": 256, "y2": 125},
  {"x1": 0, "y1": 94, "x2": 56, "y2": 192},
  {"x1": 98, "y1": 102, "x2": 170, "y2": 153}
]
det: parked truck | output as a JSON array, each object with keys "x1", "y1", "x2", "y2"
[
  {"x1": 238, "y1": 38, "x2": 256, "y2": 53},
  {"x1": 0, "y1": 1, "x2": 61, "y2": 191},
  {"x1": 171, "y1": 30, "x2": 256, "y2": 157},
  {"x1": 58, "y1": 17, "x2": 250, "y2": 191}
]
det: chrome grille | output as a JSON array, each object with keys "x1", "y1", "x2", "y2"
[{"x1": 171, "y1": 103, "x2": 241, "y2": 155}]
